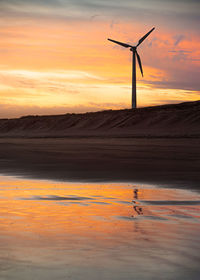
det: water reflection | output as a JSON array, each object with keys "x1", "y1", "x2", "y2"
[
  {"x1": 0, "y1": 175, "x2": 200, "y2": 280},
  {"x1": 132, "y1": 188, "x2": 143, "y2": 215}
]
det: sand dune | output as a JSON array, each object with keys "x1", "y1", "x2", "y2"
[{"x1": 0, "y1": 101, "x2": 199, "y2": 137}]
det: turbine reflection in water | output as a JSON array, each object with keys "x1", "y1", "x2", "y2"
[{"x1": 0, "y1": 175, "x2": 200, "y2": 280}]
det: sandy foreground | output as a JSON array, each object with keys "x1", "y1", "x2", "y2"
[{"x1": 0, "y1": 137, "x2": 199, "y2": 188}]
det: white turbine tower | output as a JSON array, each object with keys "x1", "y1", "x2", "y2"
[{"x1": 108, "y1": 27, "x2": 155, "y2": 109}]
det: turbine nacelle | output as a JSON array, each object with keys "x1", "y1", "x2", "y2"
[{"x1": 130, "y1": 46, "x2": 137, "y2": 52}]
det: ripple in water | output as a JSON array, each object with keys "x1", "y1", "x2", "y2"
[{"x1": 0, "y1": 175, "x2": 200, "y2": 280}]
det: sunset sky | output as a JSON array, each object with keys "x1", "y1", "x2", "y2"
[{"x1": 0, "y1": 0, "x2": 199, "y2": 117}]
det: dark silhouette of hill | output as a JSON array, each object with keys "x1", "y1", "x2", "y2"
[{"x1": 0, "y1": 101, "x2": 199, "y2": 137}]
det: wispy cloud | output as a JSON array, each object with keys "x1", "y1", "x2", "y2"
[
  {"x1": 0, "y1": 69, "x2": 104, "y2": 94},
  {"x1": 0, "y1": 69, "x2": 103, "y2": 80}
]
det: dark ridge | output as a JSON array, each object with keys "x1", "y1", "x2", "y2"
[{"x1": 0, "y1": 101, "x2": 199, "y2": 137}]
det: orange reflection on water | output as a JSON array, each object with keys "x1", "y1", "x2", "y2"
[
  {"x1": 0, "y1": 175, "x2": 200, "y2": 279},
  {"x1": 0, "y1": 176, "x2": 199, "y2": 240},
  {"x1": 0, "y1": 178, "x2": 135, "y2": 243}
]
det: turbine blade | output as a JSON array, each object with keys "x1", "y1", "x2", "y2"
[
  {"x1": 136, "y1": 51, "x2": 143, "y2": 77},
  {"x1": 108, "y1": 38, "x2": 132, "y2": 48},
  {"x1": 136, "y1": 27, "x2": 155, "y2": 47}
]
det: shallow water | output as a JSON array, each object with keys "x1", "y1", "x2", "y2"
[{"x1": 0, "y1": 175, "x2": 200, "y2": 280}]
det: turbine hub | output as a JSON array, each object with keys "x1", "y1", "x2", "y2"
[{"x1": 130, "y1": 46, "x2": 136, "y2": 52}]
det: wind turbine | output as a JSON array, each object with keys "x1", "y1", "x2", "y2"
[{"x1": 108, "y1": 27, "x2": 155, "y2": 109}]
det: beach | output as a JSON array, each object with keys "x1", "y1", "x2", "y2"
[
  {"x1": 0, "y1": 137, "x2": 199, "y2": 188},
  {"x1": 0, "y1": 103, "x2": 200, "y2": 279},
  {"x1": 0, "y1": 175, "x2": 200, "y2": 280}
]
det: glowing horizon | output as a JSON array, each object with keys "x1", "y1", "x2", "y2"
[{"x1": 0, "y1": 0, "x2": 199, "y2": 118}]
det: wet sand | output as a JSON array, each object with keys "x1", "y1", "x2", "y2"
[
  {"x1": 0, "y1": 137, "x2": 199, "y2": 188},
  {"x1": 0, "y1": 176, "x2": 200, "y2": 280}
]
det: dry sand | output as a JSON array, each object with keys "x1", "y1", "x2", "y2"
[
  {"x1": 0, "y1": 137, "x2": 199, "y2": 188},
  {"x1": 0, "y1": 101, "x2": 199, "y2": 138}
]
